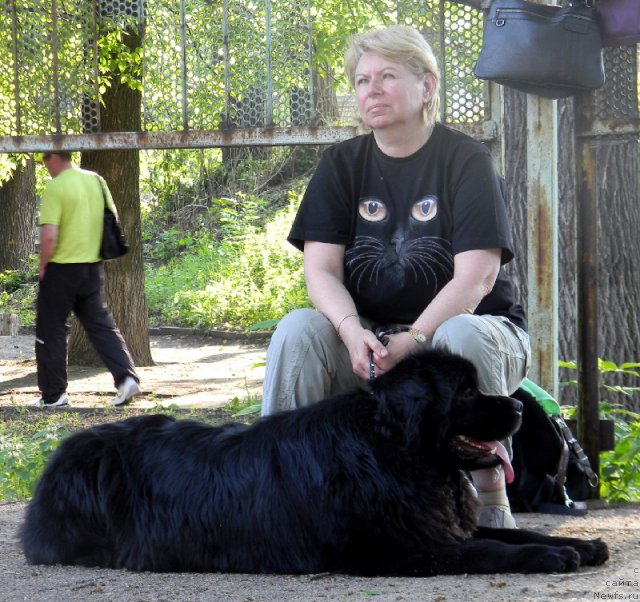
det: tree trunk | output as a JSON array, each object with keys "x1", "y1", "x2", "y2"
[
  {"x1": 68, "y1": 25, "x2": 153, "y2": 367},
  {"x1": 502, "y1": 87, "x2": 528, "y2": 300},
  {"x1": 0, "y1": 160, "x2": 37, "y2": 272}
]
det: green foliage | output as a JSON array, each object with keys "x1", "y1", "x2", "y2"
[
  {"x1": 226, "y1": 396, "x2": 262, "y2": 417},
  {"x1": 0, "y1": 154, "x2": 22, "y2": 185},
  {"x1": 599, "y1": 408, "x2": 640, "y2": 502},
  {"x1": 0, "y1": 269, "x2": 29, "y2": 294},
  {"x1": 0, "y1": 407, "x2": 259, "y2": 502},
  {"x1": 145, "y1": 192, "x2": 310, "y2": 329},
  {"x1": 559, "y1": 359, "x2": 640, "y2": 397},
  {"x1": 0, "y1": 257, "x2": 38, "y2": 328},
  {"x1": 0, "y1": 421, "x2": 70, "y2": 501},
  {"x1": 560, "y1": 358, "x2": 640, "y2": 502},
  {"x1": 147, "y1": 228, "x2": 199, "y2": 263},
  {"x1": 141, "y1": 148, "x2": 224, "y2": 221},
  {"x1": 97, "y1": 29, "x2": 143, "y2": 94}
]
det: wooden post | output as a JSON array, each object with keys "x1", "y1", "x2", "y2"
[
  {"x1": 0, "y1": 313, "x2": 19, "y2": 336},
  {"x1": 574, "y1": 92, "x2": 601, "y2": 496}
]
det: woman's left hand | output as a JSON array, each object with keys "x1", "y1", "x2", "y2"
[{"x1": 370, "y1": 331, "x2": 420, "y2": 375}]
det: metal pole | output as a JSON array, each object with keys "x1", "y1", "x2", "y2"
[
  {"x1": 10, "y1": 0, "x2": 22, "y2": 135},
  {"x1": 51, "y1": 0, "x2": 62, "y2": 134},
  {"x1": 179, "y1": 0, "x2": 189, "y2": 130},
  {"x1": 575, "y1": 102, "x2": 601, "y2": 496},
  {"x1": 265, "y1": 0, "x2": 273, "y2": 126},
  {"x1": 223, "y1": 0, "x2": 230, "y2": 126},
  {"x1": 526, "y1": 95, "x2": 559, "y2": 396}
]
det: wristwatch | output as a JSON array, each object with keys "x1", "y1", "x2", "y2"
[{"x1": 409, "y1": 327, "x2": 428, "y2": 345}]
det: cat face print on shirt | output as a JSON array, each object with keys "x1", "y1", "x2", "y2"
[{"x1": 345, "y1": 194, "x2": 454, "y2": 299}]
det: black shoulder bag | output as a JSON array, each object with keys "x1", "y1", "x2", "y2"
[
  {"x1": 97, "y1": 177, "x2": 130, "y2": 260},
  {"x1": 507, "y1": 387, "x2": 599, "y2": 515},
  {"x1": 474, "y1": 0, "x2": 605, "y2": 98}
]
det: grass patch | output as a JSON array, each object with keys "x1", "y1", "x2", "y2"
[{"x1": 0, "y1": 404, "x2": 260, "y2": 502}]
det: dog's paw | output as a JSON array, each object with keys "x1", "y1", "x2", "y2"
[
  {"x1": 518, "y1": 545, "x2": 581, "y2": 573},
  {"x1": 571, "y1": 538, "x2": 609, "y2": 567}
]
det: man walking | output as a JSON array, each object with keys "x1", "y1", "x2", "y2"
[{"x1": 31, "y1": 151, "x2": 140, "y2": 407}]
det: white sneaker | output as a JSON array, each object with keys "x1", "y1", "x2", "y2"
[
  {"x1": 29, "y1": 393, "x2": 69, "y2": 407},
  {"x1": 111, "y1": 377, "x2": 141, "y2": 406}
]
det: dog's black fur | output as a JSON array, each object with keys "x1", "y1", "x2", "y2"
[{"x1": 20, "y1": 349, "x2": 608, "y2": 575}]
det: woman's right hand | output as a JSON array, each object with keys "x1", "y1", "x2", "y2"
[{"x1": 339, "y1": 319, "x2": 389, "y2": 380}]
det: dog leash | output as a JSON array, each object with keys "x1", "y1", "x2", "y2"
[{"x1": 368, "y1": 326, "x2": 409, "y2": 384}]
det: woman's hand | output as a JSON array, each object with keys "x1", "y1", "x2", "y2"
[
  {"x1": 341, "y1": 323, "x2": 421, "y2": 380},
  {"x1": 338, "y1": 318, "x2": 389, "y2": 379},
  {"x1": 371, "y1": 331, "x2": 420, "y2": 376}
]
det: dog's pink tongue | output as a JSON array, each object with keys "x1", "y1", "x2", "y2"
[{"x1": 492, "y1": 440, "x2": 514, "y2": 484}]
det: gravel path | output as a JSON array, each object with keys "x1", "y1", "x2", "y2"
[{"x1": 2, "y1": 503, "x2": 639, "y2": 601}]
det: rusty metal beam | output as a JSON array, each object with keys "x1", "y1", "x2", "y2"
[
  {"x1": 578, "y1": 117, "x2": 640, "y2": 139},
  {"x1": 0, "y1": 127, "x2": 357, "y2": 153},
  {"x1": 0, "y1": 122, "x2": 497, "y2": 153}
]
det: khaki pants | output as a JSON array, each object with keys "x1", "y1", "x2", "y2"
[{"x1": 261, "y1": 308, "x2": 531, "y2": 417}]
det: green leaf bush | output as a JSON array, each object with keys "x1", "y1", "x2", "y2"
[
  {"x1": 560, "y1": 358, "x2": 640, "y2": 503},
  {"x1": 145, "y1": 192, "x2": 310, "y2": 329},
  {"x1": 0, "y1": 422, "x2": 70, "y2": 501},
  {"x1": 0, "y1": 257, "x2": 38, "y2": 328},
  {"x1": 599, "y1": 408, "x2": 640, "y2": 502}
]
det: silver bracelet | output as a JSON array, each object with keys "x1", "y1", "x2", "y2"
[{"x1": 336, "y1": 312, "x2": 358, "y2": 340}]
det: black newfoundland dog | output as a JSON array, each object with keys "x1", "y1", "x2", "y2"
[{"x1": 20, "y1": 349, "x2": 608, "y2": 575}]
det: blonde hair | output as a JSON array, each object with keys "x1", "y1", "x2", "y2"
[{"x1": 344, "y1": 25, "x2": 441, "y2": 125}]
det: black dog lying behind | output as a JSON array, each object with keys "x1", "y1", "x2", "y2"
[{"x1": 20, "y1": 349, "x2": 608, "y2": 575}]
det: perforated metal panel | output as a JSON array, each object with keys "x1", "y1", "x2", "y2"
[
  {"x1": 224, "y1": 0, "x2": 271, "y2": 128},
  {"x1": 0, "y1": 0, "x2": 489, "y2": 145},
  {"x1": 594, "y1": 45, "x2": 639, "y2": 121},
  {"x1": 440, "y1": 2, "x2": 485, "y2": 124},
  {"x1": 2, "y1": 0, "x2": 635, "y2": 151},
  {"x1": 0, "y1": 0, "x2": 100, "y2": 136},
  {"x1": 99, "y1": 0, "x2": 144, "y2": 21}
]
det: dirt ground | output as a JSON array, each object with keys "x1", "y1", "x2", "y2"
[
  {"x1": 1, "y1": 332, "x2": 640, "y2": 601},
  {"x1": 0, "y1": 330, "x2": 269, "y2": 410}
]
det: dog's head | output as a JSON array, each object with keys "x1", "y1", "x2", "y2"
[{"x1": 371, "y1": 349, "x2": 522, "y2": 480}]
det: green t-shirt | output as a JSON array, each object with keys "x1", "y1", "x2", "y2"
[{"x1": 38, "y1": 167, "x2": 117, "y2": 264}]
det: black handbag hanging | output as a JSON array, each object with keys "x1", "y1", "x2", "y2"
[
  {"x1": 97, "y1": 176, "x2": 130, "y2": 260},
  {"x1": 473, "y1": 0, "x2": 606, "y2": 99}
]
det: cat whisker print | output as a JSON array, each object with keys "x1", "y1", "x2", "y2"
[
  {"x1": 345, "y1": 234, "x2": 453, "y2": 293},
  {"x1": 403, "y1": 237, "x2": 454, "y2": 286},
  {"x1": 345, "y1": 236, "x2": 386, "y2": 289}
]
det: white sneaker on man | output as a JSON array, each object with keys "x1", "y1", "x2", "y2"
[
  {"x1": 111, "y1": 377, "x2": 141, "y2": 406},
  {"x1": 28, "y1": 393, "x2": 69, "y2": 407}
]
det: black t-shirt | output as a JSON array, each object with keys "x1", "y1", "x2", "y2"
[{"x1": 288, "y1": 123, "x2": 526, "y2": 330}]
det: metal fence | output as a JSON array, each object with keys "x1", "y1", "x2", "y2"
[{"x1": 0, "y1": 0, "x2": 487, "y2": 151}]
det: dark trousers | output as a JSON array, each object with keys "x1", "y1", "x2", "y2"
[{"x1": 35, "y1": 262, "x2": 138, "y2": 403}]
